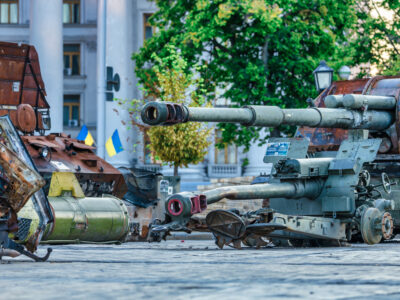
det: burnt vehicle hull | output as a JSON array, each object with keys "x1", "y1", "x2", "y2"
[
  {"x1": 0, "y1": 42, "x2": 127, "y2": 201},
  {"x1": 0, "y1": 41, "x2": 171, "y2": 258},
  {"x1": 0, "y1": 115, "x2": 52, "y2": 260},
  {"x1": 21, "y1": 134, "x2": 127, "y2": 199},
  {"x1": 0, "y1": 41, "x2": 131, "y2": 255}
]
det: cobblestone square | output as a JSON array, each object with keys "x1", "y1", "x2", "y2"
[{"x1": 1, "y1": 240, "x2": 399, "y2": 299}]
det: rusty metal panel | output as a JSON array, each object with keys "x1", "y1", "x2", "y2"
[
  {"x1": 22, "y1": 134, "x2": 127, "y2": 199},
  {"x1": 0, "y1": 143, "x2": 45, "y2": 213},
  {"x1": 0, "y1": 42, "x2": 50, "y2": 133},
  {"x1": 362, "y1": 76, "x2": 400, "y2": 154},
  {"x1": 297, "y1": 79, "x2": 370, "y2": 152},
  {"x1": 296, "y1": 76, "x2": 400, "y2": 154},
  {"x1": 0, "y1": 115, "x2": 52, "y2": 251}
]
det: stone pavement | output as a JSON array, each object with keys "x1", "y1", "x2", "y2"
[{"x1": 1, "y1": 240, "x2": 400, "y2": 299}]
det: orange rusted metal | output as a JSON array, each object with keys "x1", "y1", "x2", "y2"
[
  {"x1": 0, "y1": 142, "x2": 45, "y2": 213},
  {"x1": 296, "y1": 76, "x2": 400, "y2": 154},
  {"x1": 0, "y1": 41, "x2": 50, "y2": 133},
  {"x1": 0, "y1": 42, "x2": 128, "y2": 198},
  {"x1": 296, "y1": 79, "x2": 369, "y2": 152},
  {"x1": 21, "y1": 134, "x2": 127, "y2": 198},
  {"x1": 0, "y1": 139, "x2": 45, "y2": 252}
]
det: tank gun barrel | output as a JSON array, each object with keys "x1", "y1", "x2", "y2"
[{"x1": 141, "y1": 99, "x2": 394, "y2": 131}]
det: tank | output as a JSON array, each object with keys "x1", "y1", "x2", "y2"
[{"x1": 141, "y1": 76, "x2": 400, "y2": 248}]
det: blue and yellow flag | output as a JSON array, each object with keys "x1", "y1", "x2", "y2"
[
  {"x1": 76, "y1": 125, "x2": 95, "y2": 146},
  {"x1": 106, "y1": 129, "x2": 123, "y2": 157}
]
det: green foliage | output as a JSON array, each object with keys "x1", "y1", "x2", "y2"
[
  {"x1": 352, "y1": 1, "x2": 399, "y2": 75},
  {"x1": 133, "y1": 46, "x2": 211, "y2": 174},
  {"x1": 133, "y1": 0, "x2": 368, "y2": 149}
]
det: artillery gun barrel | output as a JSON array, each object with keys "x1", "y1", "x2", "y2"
[
  {"x1": 204, "y1": 180, "x2": 322, "y2": 204},
  {"x1": 141, "y1": 100, "x2": 394, "y2": 130},
  {"x1": 325, "y1": 94, "x2": 396, "y2": 110},
  {"x1": 164, "y1": 179, "x2": 323, "y2": 219}
]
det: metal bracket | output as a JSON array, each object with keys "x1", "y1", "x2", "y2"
[{"x1": 106, "y1": 66, "x2": 120, "y2": 101}]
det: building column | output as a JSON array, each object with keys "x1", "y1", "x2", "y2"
[
  {"x1": 30, "y1": 0, "x2": 63, "y2": 133},
  {"x1": 104, "y1": 0, "x2": 136, "y2": 166},
  {"x1": 243, "y1": 129, "x2": 272, "y2": 177}
]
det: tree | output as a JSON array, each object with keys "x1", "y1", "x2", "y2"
[
  {"x1": 126, "y1": 46, "x2": 211, "y2": 176},
  {"x1": 133, "y1": 0, "x2": 368, "y2": 150},
  {"x1": 352, "y1": 0, "x2": 400, "y2": 75}
]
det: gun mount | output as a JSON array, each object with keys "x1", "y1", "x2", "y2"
[{"x1": 148, "y1": 138, "x2": 396, "y2": 248}]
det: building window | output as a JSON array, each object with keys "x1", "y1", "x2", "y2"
[
  {"x1": 0, "y1": 0, "x2": 18, "y2": 24},
  {"x1": 63, "y1": 44, "x2": 80, "y2": 75},
  {"x1": 143, "y1": 13, "x2": 154, "y2": 40},
  {"x1": 63, "y1": 0, "x2": 80, "y2": 24},
  {"x1": 63, "y1": 95, "x2": 80, "y2": 127},
  {"x1": 215, "y1": 130, "x2": 237, "y2": 164}
]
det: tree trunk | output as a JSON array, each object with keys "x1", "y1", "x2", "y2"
[
  {"x1": 173, "y1": 164, "x2": 178, "y2": 176},
  {"x1": 262, "y1": 36, "x2": 281, "y2": 138},
  {"x1": 262, "y1": 37, "x2": 269, "y2": 74}
]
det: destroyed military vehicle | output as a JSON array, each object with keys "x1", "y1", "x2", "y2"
[
  {"x1": 0, "y1": 42, "x2": 173, "y2": 261},
  {"x1": 141, "y1": 75, "x2": 400, "y2": 249}
]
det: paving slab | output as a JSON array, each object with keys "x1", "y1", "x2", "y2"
[{"x1": 1, "y1": 240, "x2": 400, "y2": 299}]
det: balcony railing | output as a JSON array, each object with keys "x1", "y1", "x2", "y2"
[
  {"x1": 208, "y1": 164, "x2": 241, "y2": 178},
  {"x1": 135, "y1": 164, "x2": 162, "y2": 173}
]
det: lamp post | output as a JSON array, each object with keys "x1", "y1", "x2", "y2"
[
  {"x1": 313, "y1": 60, "x2": 333, "y2": 93},
  {"x1": 338, "y1": 65, "x2": 351, "y2": 80}
]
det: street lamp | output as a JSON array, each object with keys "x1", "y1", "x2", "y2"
[
  {"x1": 313, "y1": 60, "x2": 333, "y2": 92},
  {"x1": 338, "y1": 65, "x2": 351, "y2": 80}
]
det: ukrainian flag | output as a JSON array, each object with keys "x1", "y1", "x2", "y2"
[
  {"x1": 76, "y1": 125, "x2": 95, "y2": 146},
  {"x1": 106, "y1": 129, "x2": 123, "y2": 157}
]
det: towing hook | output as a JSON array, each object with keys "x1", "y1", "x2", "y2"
[{"x1": 20, "y1": 247, "x2": 52, "y2": 262}]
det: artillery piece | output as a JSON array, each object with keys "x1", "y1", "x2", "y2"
[{"x1": 141, "y1": 76, "x2": 400, "y2": 248}]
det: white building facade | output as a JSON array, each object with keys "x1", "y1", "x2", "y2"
[{"x1": 0, "y1": 0, "x2": 269, "y2": 181}]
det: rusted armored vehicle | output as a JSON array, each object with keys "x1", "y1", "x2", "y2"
[
  {"x1": 141, "y1": 75, "x2": 400, "y2": 248},
  {"x1": 0, "y1": 42, "x2": 172, "y2": 260},
  {"x1": 0, "y1": 42, "x2": 127, "y2": 196}
]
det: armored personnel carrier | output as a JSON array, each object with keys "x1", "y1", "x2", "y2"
[{"x1": 140, "y1": 75, "x2": 400, "y2": 248}]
